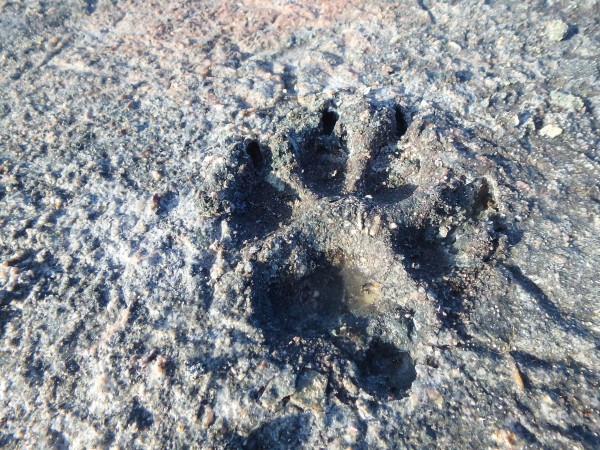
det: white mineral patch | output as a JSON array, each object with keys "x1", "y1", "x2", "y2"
[
  {"x1": 540, "y1": 124, "x2": 564, "y2": 138},
  {"x1": 550, "y1": 90, "x2": 584, "y2": 111},
  {"x1": 545, "y1": 20, "x2": 569, "y2": 42}
]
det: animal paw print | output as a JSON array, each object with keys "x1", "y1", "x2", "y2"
[
  {"x1": 291, "y1": 99, "x2": 408, "y2": 198},
  {"x1": 200, "y1": 95, "x2": 505, "y2": 404}
]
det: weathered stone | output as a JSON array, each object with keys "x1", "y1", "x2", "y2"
[
  {"x1": 260, "y1": 372, "x2": 296, "y2": 408},
  {"x1": 545, "y1": 20, "x2": 569, "y2": 42},
  {"x1": 289, "y1": 370, "x2": 328, "y2": 410},
  {"x1": 539, "y1": 124, "x2": 563, "y2": 138}
]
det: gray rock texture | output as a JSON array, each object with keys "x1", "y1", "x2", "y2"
[{"x1": 0, "y1": 0, "x2": 599, "y2": 448}]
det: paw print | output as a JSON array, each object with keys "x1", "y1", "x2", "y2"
[{"x1": 201, "y1": 94, "x2": 506, "y2": 403}]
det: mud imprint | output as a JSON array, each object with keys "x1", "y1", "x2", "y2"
[
  {"x1": 253, "y1": 247, "x2": 416, "y2": 400},
  {"x1": 230, "y1": 140, "x2": 296, "y2": 241},
  {"x1": 340, "y1": 260, "x2": 382, "y2": 314},
  {"x1": 234, "y1": 181, "x2": 294, "y2": 242},
  {"x1": 265, "y1": 254, "x2": 381, "y2": 337},
  {"x1": 295, "y1": 109, "x2": 348, "y2": 197},
  {"x1": 358, "y1": 339, "x2": 416, "y2": 399}
]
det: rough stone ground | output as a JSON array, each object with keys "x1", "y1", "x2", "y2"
[{"x1": 0, "y1": 0, "x2": 599, "y2": 448}]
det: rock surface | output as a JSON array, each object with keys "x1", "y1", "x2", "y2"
[{"x1": 0, "y1": 1, "x2": 599, "y2": 448}]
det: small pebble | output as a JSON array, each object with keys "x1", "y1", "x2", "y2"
[
  {"x1": 201, "y1": 406, "x2": 215, "y2": 429},
  {"x1": 260, "y1": 372, "x2": 296, "y2": 408},
  {"x1": 369, "y1": 215, "x2": 382, "y2": 236},
  {"x1": 382, "y1": 65, "x2": 394, "y2": 74},
  {"x1": 539, "y1": 124, "x2": 563, "y2": 138},
  {"x1": 545, "y1": 20, "x2": 568, "y2": 42}
]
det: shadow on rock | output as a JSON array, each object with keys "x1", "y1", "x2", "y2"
[
  {"x1": 292, "y1": 107, "x2": 349, "y2": 198},
  {"x1": 230, "y1": 140, "x2": 297, "y2": 242},
  {"x1": 357, "y1": 338, "x2": 416, "y2": 399},
  {"x1": 236, "y1": 414, "x2": 312, "y2": 450},
  {"x1": 233, "y1": 181, "x2": 295, "y2": 242},
  {"x1": 502, "y1": 264, "x2": 599, "y2": 342},
  {"x1": 392, "y1": 222, "x2": 468, "y2": 335}
]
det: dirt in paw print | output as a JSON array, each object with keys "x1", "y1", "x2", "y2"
[
  {"x1": 251, "y1": 246, "x2": 417, "y2": 401},
  {"x1": 264, "y1": 253, "x2": 382, "y2": 339},
  {"x1": 295, "y1": 107, "x2": 348, "y2": 197}
]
